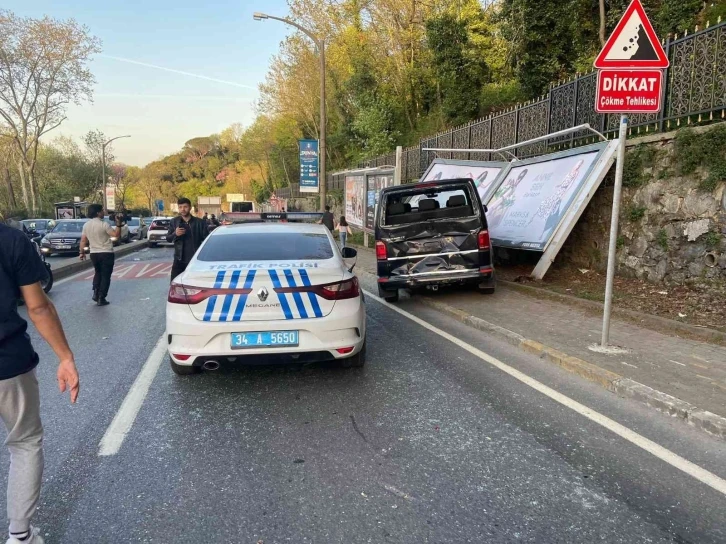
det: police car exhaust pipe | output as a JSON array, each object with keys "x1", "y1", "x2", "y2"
[{"x1": 202, "y1": 360, "x2": 220, "y2": 371}]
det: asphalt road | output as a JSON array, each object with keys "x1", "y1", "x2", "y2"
[{"x1": 3, "y1": 246, "x2": 725, "y2": 543}]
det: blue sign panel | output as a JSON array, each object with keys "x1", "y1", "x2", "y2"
[
  {"x1": 155, "y1": 199, "x2": 165, "y2": 212},
  {"x1": 299, "y1": 139, "x2": 319, "y2": 193}
]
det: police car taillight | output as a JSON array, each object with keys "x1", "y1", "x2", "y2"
[
  {"x1": 168, "y1": 282, "x2": 252, "y2": 304},
  {"x1": 276, "y1": 278, "x2": 360, "y2": 301},
  {"x1": 317, "y1": 278, "x2": 360, "y2": 300}
]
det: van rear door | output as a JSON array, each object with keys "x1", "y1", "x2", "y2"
[{"x1": 376, "y1": 181, "x2": 485, "y2": 279}]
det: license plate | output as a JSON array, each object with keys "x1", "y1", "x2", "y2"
[
  {"x1": 231, "y1": 331, "x2": 299, "y2": 349},
  {"x1": 56, "y1": 245, "x2": 71, "y2": 250}
]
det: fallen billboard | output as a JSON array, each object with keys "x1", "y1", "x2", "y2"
[
  {"x1": 421, "y1": 159, "x2": 508, "y2": 202},
  {"x1": 482, "y1": 142, "x2": 618, "y2": 257}
]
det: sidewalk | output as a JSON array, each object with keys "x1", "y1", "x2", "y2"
[{"x1": 353, "y1": 246, "x2": 726, "y2": 438}]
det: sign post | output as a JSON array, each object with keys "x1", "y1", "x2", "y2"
[
  {"x1": 299, "y1": 139, "x2": 320, "y2": 194},
  {"x1": 595, "y1": 0, "x2": 668, "y2": 346}
]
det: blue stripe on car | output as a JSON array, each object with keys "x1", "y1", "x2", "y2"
[
  {"x1": 298, "y1": 269, "x2": 323, "y2": 318},
  {"x1": 283, "y1": 269, "x2": 308, "y2": 319},
  {"x1": 203, "y1": 271, "x2": 226, "y2": 321},
  {"x1": 268, "y1": 270, "x2": 293, "y2": 320},
  {"x1": 231, "y1": 270, "x2": 257, "y2": 322},
  {"x1": 219, "y1": 270, "x2": 241, "y2": 322}
]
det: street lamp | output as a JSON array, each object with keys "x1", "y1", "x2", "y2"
[
  {"x1": 101, "y1": 135, "x2": 131, "y2": 212},
  {"x1": 253, "y1": 12, "x2": 326, "y2": 211}
]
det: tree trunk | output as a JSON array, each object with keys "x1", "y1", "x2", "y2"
[
  {"x1": 17, "y1": 160, "x2": 29, "y2": 210},
  {"x1": 28, "y1": 168, "x2": 38, "y2": 215},
  {"x1": 3, "y1": 166, "x2": 17, "y2": 209},
  {"x1": 599, "y1": 0, "x2": 607, "y2": 47}
]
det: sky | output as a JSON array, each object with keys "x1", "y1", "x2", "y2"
[{"x1": 4, "y1": 0, "x2": 293, "y2": 166}]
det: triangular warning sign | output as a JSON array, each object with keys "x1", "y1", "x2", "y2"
[{"x1": 594, "y1": 0, "x2": 669, "y2": 69}]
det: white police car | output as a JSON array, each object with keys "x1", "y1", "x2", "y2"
[{"x1": 165, "y1": 223, "x2": 366, "y2": 374}]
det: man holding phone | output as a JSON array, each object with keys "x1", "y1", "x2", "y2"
[{"x1": 166, "y1": 197, "x2": 209, "y2": 282}]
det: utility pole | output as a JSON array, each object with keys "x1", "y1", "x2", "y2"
[
  {"x1": 101, "y1": 135, "x2": 131, "y2": 213},
  {"x1": 254, "y1": 12, "x2": 327, "y2": 211}
]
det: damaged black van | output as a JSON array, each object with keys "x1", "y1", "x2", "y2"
[{"x1": 374, "y1": 178, "x2": 495, "y2": 303}]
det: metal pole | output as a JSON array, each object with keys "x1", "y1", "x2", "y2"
[
  {"x1": 601, "y1": 114, "x2": 628, "y2": 346},
  {"x1": 319, "y1": 40, "x2": 327, "y2": 212},
  {"x1": 101, "y1": 144, "x2": 107, "y2": 213}
]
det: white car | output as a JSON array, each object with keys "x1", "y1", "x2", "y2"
[
  {"x1": 147, "y1": 217, "x2": 171, "y2": 247},
  {"x1": 165, "y1": 223, "x2": 366, "y2": 374}
]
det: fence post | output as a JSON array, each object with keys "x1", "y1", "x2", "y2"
[
  {"x1": 516, "y1": 107, "x2": 523, "y2": 158},
  {"x1": 658, "y1": 35, "x2": 672, "y2": 133},
  {"x1": 571, "y1": 77, "x2": 580, "y2": 148},
  {"x1": 467, "y1": 123, "x2": 472, "y2": 161}
]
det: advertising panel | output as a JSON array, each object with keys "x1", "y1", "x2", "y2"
[
  {"x1": 485, "y1": 150, "x2": 600, "y2": 251},
  {"x1": 299, "y1": 139, "x2": 319, "y2": 193},
  {"x1": 365, "y1": 174, "x2": 395, "y2": 231},
  {"x1": 422, "y1": 161, "x2": 505, "y2": 202},
  {"x1": 345, "y1": 175, "x2": 366, "y2": 228},
  {"x1": 105, "y1": 186, "x2": 116, "y2": 211}
]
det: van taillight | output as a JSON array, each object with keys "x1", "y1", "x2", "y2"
[
  {"x1": 478, "y1": 230, "x2": 491, "y2": 250},
  {"x1": 376, "y1": 241, "x2": 387, "y2": 260}
]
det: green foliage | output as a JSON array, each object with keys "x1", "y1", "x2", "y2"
[
  {"x1": 616, "y1": 235, "x2": 626, "y2": 250},
  {"x1": 426, "y1": 14, "x2": 488, "y2": 125},
  {"x1": 703, "y1": 231, "x2": 722, "y2": 249},
  {"x1": 627, "y1": 205, "x2": 646, "y2": 222},
  {"x1": 622, "y1": 145, "x2": 658, "y2": 188},
  {"x1": 674, "y1": 125, "x2": 726, "y2": 192},
  {"x1": 656, "y1": 229, "x2": 669, "y2": 251},
  {"x1": 656, "y1": 0, "x2": 702, "y2": 35},
  {"x1": 480, "y1": 80, "x2": 526, "y2": 114}
]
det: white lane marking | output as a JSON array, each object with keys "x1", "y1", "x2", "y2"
[
  {"x1": 98, "y1": 335, "x2": 167, "y2": 456},
  {"x1": 668, "y1": 360, "x2": 687, "y2": 367},
  {"x1": 363, "y1": 290, "x2": 726, "y2": 497}
]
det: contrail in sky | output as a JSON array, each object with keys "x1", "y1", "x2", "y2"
[{"x1": 97, "y1": 54, "x2": 257, "y2": 90}]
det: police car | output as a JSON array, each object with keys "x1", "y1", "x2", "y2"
[{"x1": 165, "y1": 223, "x2": 366, "y2": 374}]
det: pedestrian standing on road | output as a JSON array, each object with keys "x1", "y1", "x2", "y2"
[
  {"x1": 0, "y1": 221, "x2": 80, "y2": 544},
  {"x1": 319, "y1": 205, "x2": 335, "y2": 231},
  {"x1": 79, "y1": 204, "x2": 123, "y2": 306},
  {"x1": 202, "y1": 212, "x2": 208, "y2": 224},
  {"x1": 336, "y1": 216, "x2": 351, "y2": 248},
  {"x1": 166, "y1": 198, "x2": 209, "y2": 282}
]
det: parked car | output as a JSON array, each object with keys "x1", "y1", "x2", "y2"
[
  {"x1": 127, "y1": 217, "x2": 149, "y2": 240},
  {"x1": 147, "y1": 217, "x2": 171, "y2": 247},
  {"x1": 374, "y1": 177, "x2": 495, "y2": 302},
  {"x1": 21, "y1": 219, "x2": 55, "y2": 241},
  {"x1": 40, "y1": 219, "x2": 89, "y2": 256},
  {"x1": 104, "y1": 217, "x2": 130, "y2": 245}
]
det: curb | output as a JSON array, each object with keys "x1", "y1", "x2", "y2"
[
  {"x1": 411, "y1": 294, "x2": 726, "y2": 441},
  {"x1": 52, "y1": 240, "x2": 150, "y2": 281}
]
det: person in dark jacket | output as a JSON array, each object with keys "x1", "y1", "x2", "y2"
[{"x1": 166, "y1": 198, "x2": 209, "y2": 282}]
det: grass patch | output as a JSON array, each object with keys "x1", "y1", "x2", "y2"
[
  {"x1": 656, "y1": 229, "x2": 669, "y2": 251},
  {"x1": 623, "y1": 145, "x2": 658, "y2": 188},
  {"x1": 348, "y1": 230, "x2": 375, "y2": 249},
  {"x1": 703, "y1": 231, "x2": 722, "y2": 249},
  {"x1": 627, "y1": 205, "x2": 646, "y2": 222},
  {"x1": 616, "y1": 235, "x2": 626, "y2": 250}
]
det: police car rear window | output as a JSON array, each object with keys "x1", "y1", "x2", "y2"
[{"x1": 197, "y1": 233, "x2": 334, "y2": 261}]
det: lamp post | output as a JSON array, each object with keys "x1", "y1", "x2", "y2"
[
  {"x1": 101, "y1": 135, "x2": 131, "y2": 212},
  {"x1": 253, "y1": 12, "x2": 326, "y2": 211}
]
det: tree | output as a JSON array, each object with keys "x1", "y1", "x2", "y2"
[
  {"x1": 183, "y1": 136, "x2": 218, "y2": 163},
  {"x1": 0, "y1": 10, "x2": 101, "y2": 213},
  {"x1": 0, "y1": 129, "x2": 17, "y2": 209}
]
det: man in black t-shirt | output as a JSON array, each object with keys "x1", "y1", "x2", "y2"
[{"x1": 0, "y1": 222, "x2": 79, "y2": 544}]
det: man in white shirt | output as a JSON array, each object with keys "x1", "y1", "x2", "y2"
[{"x1": 79, "y1": 204, "x2": 123, "y2": 306}]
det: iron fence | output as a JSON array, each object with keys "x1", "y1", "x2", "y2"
[{"x1": 339, "y1": 20, "x2": 725, "y2": 186}]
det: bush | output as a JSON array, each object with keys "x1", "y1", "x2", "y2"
[
  {"x1": 623, "y1": 145, "x2": 658, "y2": 188},
  {"x1": 674, "y1": 125, "x2": 726, "y2": 192}
]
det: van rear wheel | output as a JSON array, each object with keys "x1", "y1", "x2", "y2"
[{"x1": 384, "y1": 292, "x2": 399, "y2": 303}]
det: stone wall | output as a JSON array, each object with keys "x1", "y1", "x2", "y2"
[{"x1": 557, "y1": 124, "x2": 726, "y2": 292}]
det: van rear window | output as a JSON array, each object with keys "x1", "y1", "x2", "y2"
[{"x1": 383, "y1": 185, "x2": 475, "y2": 226}]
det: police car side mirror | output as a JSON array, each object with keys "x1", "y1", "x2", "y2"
[
  {"x1": 341, "y1": 247, "x2": 357, "y2": 259},
  {"x1": 483, "y1": 204, "x2": 488, "y2": 213}
]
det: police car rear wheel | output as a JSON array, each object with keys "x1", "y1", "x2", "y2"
[{"x1": 170, "y1": 358, "x2": 200, "y2": 375}]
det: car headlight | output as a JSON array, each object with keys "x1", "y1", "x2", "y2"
[
  {"x1": 40, "y1": 247, "x2": 50, "y2": 253},
  {"x1": 110, "y1": 236, "x2": 118, "y2": 242}
]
